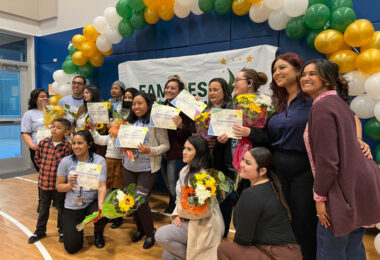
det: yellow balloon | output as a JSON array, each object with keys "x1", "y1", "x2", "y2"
[
  {"x1": 80, "y1": 41, "x2": 97, "y2": 57},
  {"x1": 49, "y1": 94, "x2": 62, "y2": 106},
  {"x1": 356, "y1": 48, "x2": 380, "y2": 75},
  {"x1": 361, "y1": 31, "x2": 380, "y2": 51},
  {"x1": 232, "y1": 0, "x2": 251, "y2": 16},
  {"x1": 83, "y1": 24, "x2": 99, "y2": 42},
  {"x1": 89, "y1": 53, "x2": 104, "y2": 67},
  {"x1": 72, "y1": 51, "x2": 88, "y2": 66},
  {"x1": 314, "y1": 30, "x2": 345, "y2": 54},
  {"x1": 158, "y1": 5, "x2": 174, "y2": 21},
  {"x1": 328, "y1": 49, "x2": 358, "y2": 73},
  {"x1": 144, "y1": 7, "x2": 160, "y2": 24},
  {"x1": 144, "y1": 0, "x2": 159, "y2": 9},
  {"x1": 100, "y1": 47, "x2": 113, "y2": 56},
  {"x1": 248, "y1": 0, "x2": 262, "y2": 3},
  {"x1": 72, "y1": 34, "x2": 86, "y2": 50},
  {"x1": 344, "y1": 19, "x2": 374, "y2": 47}
]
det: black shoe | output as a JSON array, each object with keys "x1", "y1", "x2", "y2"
[
  {"x1": 94, "y1": 233, "x2": 105, "y2": 249},
  {"x1": 131, "y1": 230, "x2": 145, "y2": 242},
  {"x1": 143, "y1": 235, "x2": 155, "y2": 249},
  {"x1": 111, "y1": 218, "x2": 122, "y2": 229},
  {"x1": 28, "y1": 232, "x2": 46, "y2": 244},
  {"x1": 59, "y1": 233, "x2": 64, "y2": 242}
]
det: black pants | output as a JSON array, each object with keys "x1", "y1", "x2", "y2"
[
  {"x1": 273, "y1": 150, "x2": 317, "y2": 260},
  {"x1": 62, "y1": 200, "x2": 108, "y2": 254},
  {"x1": 36, "y1": 189, "x2": 65, "y2": 234},
  {"x1": 122, "y1": 167, "x2": 158, "y2": 236}
]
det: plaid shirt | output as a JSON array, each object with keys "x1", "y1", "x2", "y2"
[{"x1": 35, "y1": 136, "x2": 72, "y2": 190}]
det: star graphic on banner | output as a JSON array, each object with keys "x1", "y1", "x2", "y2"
[
  {"x1": 220, "y1": 58, "x2": 227, "y2": 65},
  {"x1": 239, "y1": 58, "x2": 242, "y2": 61},
  {"x1": 232, "y1": 58, "x2": 235, "y2": 61},
  {"x1": 246, "y1": 56, "x2": 253, "y2": 62},
  {"x1": 222, "y1": 70, "x2": 225, "y2": 73}
]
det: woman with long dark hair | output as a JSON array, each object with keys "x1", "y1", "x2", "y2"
[
  {"x1": 155, "y1": 135, "x2": 224, "y2": 259},
  {"x1": 218, "y1": 147, "x2": 302, "y2": 260}
]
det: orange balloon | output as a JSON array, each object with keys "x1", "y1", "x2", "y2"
[
  {"x1": 80, "y1": 41, "x2": 97, "y2": 57},
  {"x1": 89, "y1": 53, "x2": 104, "y2": 67},
  {"x1": 49, "y1": 94, "x2": 62, "y2": 106},
  {"x1": 328, "y1": 49, "x2": 358, "y2": 73},
  {"x1": 158, "y1": 5, "x2": 174, "y2": 21},
  {"x1": 344, "y1": 19, "x2": 374, "y2": 47},
  {"x1": 356, "y1": 48, "x2": 380, "y2": 75},
  {"x1": 72, "y1": 34, "x2": 86, "y2": 50},
  {"x1": 361, "y1": 31, "x2": 380, "y2": 51},
  {"x1": 144, "y1": 7, "x2": 160, "y2": 24},
  {"x1": 100, "y1": 47, "x2": 113, "y2": 56},
  {"x1": 314, "y1": 30, "x2": 345, "y2": 54},
  {"x1": 72, "y1": 51, "x2": 88, "y2": 66},
  {"x1": 83, "y1": 24, "x2": 99, "y2": 42},
  {"x1": 248, "y1": 0, "x2": 262, "y2": 3},
  {"x1": 232, "y1": 0, "x2": 251, "y2": 16},
  {"x1": 143, "y1": 0, "x2": 159, "y2": 9},
  {"x1": 160, "y1": 0, "x2": 175, "y2": 5}
]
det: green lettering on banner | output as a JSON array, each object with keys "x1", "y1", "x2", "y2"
[
  {"x1": 148, "y1": 84, "x2": 156, "y2": 96},
  {"x1": 188, "y1": 82, "x2": 196, "y2": 94},
  {"x1": 198, "y1": 82, "x2": 207, "y2": 97},
  {"x1": 139, "y1": 85, "x2": 146, "y2": 92},
  {"x1": 157, "y1": 84, "x2": 164, "y2": 98}
]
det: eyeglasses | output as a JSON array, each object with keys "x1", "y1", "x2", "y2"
[
  {"x1": 234, "y1": 78, "x2": 248, "y2": 83},
  {"x1": 72, "y1": 81, "x2": 85, "y2": 86}
]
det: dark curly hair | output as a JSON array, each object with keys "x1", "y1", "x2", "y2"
[{"x1": 28, "y1": 88, "x2": 48, "y2": 110}]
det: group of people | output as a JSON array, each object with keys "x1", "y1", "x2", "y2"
[{"x1": 20, "y1": 52, "x2": 380, "y2": 259}]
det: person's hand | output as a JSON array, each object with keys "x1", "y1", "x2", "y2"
[
  {"x1": 172, "y1": 115, "x2": 183, "y2": 129},
  {"x1": 98, "y1": 203, "x2": 103, "y2": 211},
  {"x1": 88, "y1": 121, "x2": 95, "y2": 131},
  {"x1": 206, "y1": 137, "x2": 217, "y2": 148},
  {"x1": 69, "y1": 174, "x2": 77, "y2": 189},
  {"x1": 194, "y1": 96, "x2": 200, "y2": 101},
  {"x1": 172, "y1": 216, "x2": 183, "y2": 226},
  {"x1": 232, "y1": 124, "x2": 251, "y2": 138},
  {"x1": 33, "y1": 144, "x2": 38, "y2": 150},
  {"x1": 138, "y1": 143, "x2": 151, "y2": 154},
  {"x1": 217, "y1": 134, "x2": 229, "y2": 144},
  {"x1": 358, "y1": 138, "x2": 372, "y2": 159},
  {"x1": 316, "y1": 201, "x2": 331, "y2": 228}
]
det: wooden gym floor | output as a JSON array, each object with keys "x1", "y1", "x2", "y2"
[{"x1": 0, "y1": 173, "x2": 379, "y2": 260}]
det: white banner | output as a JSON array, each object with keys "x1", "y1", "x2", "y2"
[{"x1": 119, "y1": 45, "x2": 277, "y2": 101}]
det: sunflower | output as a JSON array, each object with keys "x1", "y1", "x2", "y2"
[
  {"x1": 95, "y1": 123, "x2": 104, "y2": 130},
  {"x1": 118, "y1": 194, "x2": 135, "y2": 212},
  {"x1": 249, "y1": 103, "x2": 262, "y2": 114},
  {"x1": 204, "y1": 182, "x2": 216, "y2": 196}
]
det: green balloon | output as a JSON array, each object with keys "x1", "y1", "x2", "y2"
[
  {"x1": 78, "y1": 63, "x2": 94, "y2": 79},
  {"x1": 330, "y1": 0, "x2": 353, "y2": 12},
  {"x1": 364, "y1": 118, "x2": 380, "y2": 141},
  {"x1": 116, "y1": 0, "x2": 132, "y2": 19},
  {"x1": 308, "y1": 0, "x2": 328, "y2": 6},
  {"x1": 376, "y1": 150, "x2": 380, "y2": 164},
  {"x1": 199, "y1": 0, "x2": 215, "y2": 13},
  {"x1": 330, "y1": 7, "x2": 356, "y2": 33},
  {"x1": 286, "y1": 16, "x2": 309, "y2": 40},
  {"x1": 68, "y1": 45, "x2": 78, "y2": 56},
  {"x1": 65, "y1": 55, "x2": 72, "y2": 61},
  {"x1": 118, "y1": 19, "x2": 135, "y2": 38},
  {"x1": 375, "y1": 144, "x2": 380, "y2": 155},
  {"x1": 62, "y1": 60, "x2": 79, "y2": 74},
  {"x1": 306, "y1": 30, "x2": 323, "y2": 49},
  {"x1": 130, "y1": 11, "x2": 146, "y2": 29},
  {"x1": 304, "y1": 4, "x2": 331, "y2": 30},
  {"x1": 214, "y1": 0, "x2": 232, "y2": 15},
  {"x1": 128, "y1": 0, "x2": 145, "y2": 12}
]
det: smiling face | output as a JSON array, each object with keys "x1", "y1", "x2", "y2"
[
  {"x1": 37, "y1": 91, "x2": 49, "y2": 108},
  {"x1": 208, "y1": 81, "x2": 224, "y2": 107},
  {"x1": 72, "y1": 134, "x2": 90, "y2": 158},
  {"x1": 239, "y1": 151, "x2": 267, "y2": 185},
  {"x1": 183, "y1": 141, "x2": 196, "y2": 164},
  {"x1": 233, "y1": 71, "x2": 250, "y2": 95},
  {"x1": 71, "y1": 77, "x2": 86, "y2": 96},
  {"x1": 83, "y1": 88, "x2": 91, "y2": 102},
  {"x1": 272, "y1": 59, "x2": 299, "y2": 88},
  {"x1": 132, "y1": 95, "x2": 148, "y2": 117},
  {"x1": 164, "y1": 81, "x2": 180, "y2": 101},
  {"x1": 300, "y1": 63, "x2": 326, "y2": 99}
]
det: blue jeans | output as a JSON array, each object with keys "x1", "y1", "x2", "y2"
[
  {"x1": 316, "y1": 221, "x2": 366, "y2": 260},
  {"x1": 161, "y1": 158, "x2": 185, "y2": 198}
]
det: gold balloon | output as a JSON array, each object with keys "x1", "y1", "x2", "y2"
[
  {"x1": 143, "y1": 0, "x2": 159, "y2": 9},
  {"x1": 232, "y1": 0, "x2": 251, "y2": 16},
  {"x1": 361, "y1": 31, "x2": 380, "y2": 51},
  {"x1": 144, "y1": 7, "x2": 159, "y2": 24},
  {"x1": 328, "y1": 49, "x2": 358, "y2": 73},
  {"x1": 49, "y1": 94, "x2": 62, "y2": 106},
  {"x1": 72, "y1": 34, "x2": 86, "y2": 50},
  {"x1": 314, "y1": 30, "x2": 345, "y2": 54},
  {"x1": 248, "y1": 0, "x2": 262, "y2": 3},
  {"x1": 89, "y1": 53, "x2": 104, "y2": 67},
  {"x1": 72, "y1": 51, "x2": 88, "y2": 66},
  {"x1": 80, "y1": 41, "x2": 97, "y2": 57},
  {"x1": 158, "y1": 5, "x2": 174, "y2": 21},
  {"x1": 83, "y1": 24, "x2": 99, "y2": 42},
  {"x1": 344, "y1": 19, "x2": 374, "y2": 47},
  {"x1": 100, "y1": 47, "x2": 113, "y2": 56},
  {"x1": 356, "y1": 48, "x2": 380, "y2": 75}
]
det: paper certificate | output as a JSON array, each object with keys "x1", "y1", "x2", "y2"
[
  {"x1": 208, "y1": 108, "x2": 243, "y2": 138},
  {"x1": 87, "y1": 102, "x2": 109, "y2": 124},
  {"x1": 149, "y1": 103, "x2": 180, "y2": 130},
  {"x1": 170, "y1": 90, "x2": 207, "y2": 120},
  {"x1": 75, "y1": 162, "x2": 102, "y2": 190},
  {"x1": 36, "y1": 127, "x2": 51, "y2": 144},
  {"x1": 116, "y1": 125, "x2": 148, "y2": 148}
]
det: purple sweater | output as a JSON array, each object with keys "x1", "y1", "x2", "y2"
[{"x1": 307, "y1": 94, "x2": 380, "y2": 236}]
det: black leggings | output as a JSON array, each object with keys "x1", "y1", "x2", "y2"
[{"x1": 273, "y1": 150, "x2": 317, "y2": 260}]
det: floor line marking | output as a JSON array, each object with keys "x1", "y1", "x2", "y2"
[
  {"x1": 15, "y1": 176, "x2": 38, "y2": 184},
  {"x1": 0, "y1": 210, "x2": 52, "y2": 260}
]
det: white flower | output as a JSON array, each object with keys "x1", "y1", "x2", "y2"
[
  {"x1": 195, "y1": 184, "x2": 211, "y2": 205},
  {"x1": 116, "y1": 190, "x2": 126, "y2": 202},
  {"x1": 256, "y1": 93, "x2": 273, "y2": 107}
]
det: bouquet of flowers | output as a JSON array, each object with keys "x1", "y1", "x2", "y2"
[
  {"x1": 232, "y1": 93, "x2": 274, "y2": 171},
  {"x1": 76, "y1": 183, "x2": 144, "y2": 231},
  {"x1": 79, "y1": 115, "x2": 108, "y2": 135},
  {"x1": 194, "y1": 111, "x2": 211, "y2": 138},
  {"x1": 43, "y1": 105, "x2": 66, "y2": 128}
]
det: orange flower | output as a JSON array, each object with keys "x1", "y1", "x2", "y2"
[{"x1": 180, "y1": 186, "x2": 208, "y2": 214}]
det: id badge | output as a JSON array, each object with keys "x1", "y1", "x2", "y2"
[{"x1": 77, "y1": 196, "x2": 83, "y2": 206}]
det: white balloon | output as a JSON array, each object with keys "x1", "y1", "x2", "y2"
[
  {"x1": 249, "y1": 2, "x2": 271, "y2": 23},
  {"x1": 52, "y1": 82, "x2": 60, "y2": 94},
  {"x1": 174, "y1": 1, "x2": 191, "y2": 18},
  {"x1": 191, "y1": 0, "x2": 203, "y2": 15},
  {"x1": 283, "y1": 0, "x2": 308, "y2": 17},
  {"x1": 343, "y1": 70, "x2": 368, "y2": 96},
  {"x1": 264, "y1": 0, "x2": 284, "y2": 10},
  {"x1": 365, "y1": 72, "x2": 380, "y2": 100},
  {"x1": 53, "y1": 70, "x2": 70, "y2": 84},
  {"x1": 96, "y1": 34, "x2": 112, "y2": 52},
  {"x1": 59, "y1": 83, "x2": 73, "y2": 97},
  {"x1": 104, "y1": 7, "x2": 122, "y2": 26},
  {"x1": 374, "y1": 233, "x2": 380, "y2": 255},
  {"x1": 105, "y1": 25, "x2": 123, "y2": 44},
  {"x1": 93, "y1": 16, "x2": 110, "y2": 34},
  {"x1": 268, "y1": 9, "x2": 290, "y2": 31},
  {"x1": 374, "y1": 102, "x2": 380, "y2": 122},
  {"x1": 376, "y1": 223, "x2": 380, "y2": 230},
  {"x1": 350, "y1": 94, "x2": 376, "y2": 119},
  {"x1": 177, "y1": 0, "x2": 194, "y2": 7}
]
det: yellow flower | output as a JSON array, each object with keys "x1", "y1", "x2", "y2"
[
  {"x1": 194, "y1": 115, "x2": 201, "y2": 121},
  {"x1": 205, "y1": 182, "x2": 216, "y2": 196},
  {"x1": 96, "y1": 123, "x2": 104, "y2": 130},
  {"x1": 103, "y1": 101, "x2": 111, "y2": 110},
  {"x1": 195, "y1": 172, "x2": 209, "y2": 181},
  {"x1": 118, "y1": 195, "x2": 135, "y2": 212},
  {"x1": 207, "y1": 177, "x2": 216, "y2": 185},
  {"x1": 249, "y1": 103, "x2": 262, "y2": 114},
  {"x1": 197, "y1": 180, "x2": 204, "y2": 186}
]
